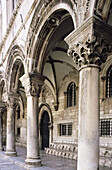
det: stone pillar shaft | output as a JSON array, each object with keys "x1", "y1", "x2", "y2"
[
  {"x1": 2, "y1": 92, "x2": 18, "y2": 156},
  {"x1": 25, "y1": 94, "x2": 41, "y2": 166},
  {"x1": 78, "y1": 65, "x2": 99, "y2": 170},
  {"x1": 65, "y1": 15, "x2": 112, "y2": 170},
  {"x1": 27, "y1": 95, "x2": 39, "y2": 159},
  {"x1": 20, "y1": 73, "x2": 45, "y2": 167},
  {"x1": 5, "y1": 105, "x2": 16, "y2": 155},
  {"x1": 0, "y1": 110, "x2": 3, "y2": 151},
  {"x1": 0, "y1": 103, "x2": 5, "y2": 151}
]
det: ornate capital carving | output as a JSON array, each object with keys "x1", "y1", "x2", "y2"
[
  {"x1": 2, "y1": 92, "x2": 19, "y2": 108},
  {"x1": 65, "y1": 16, "x2": 112, "y2": 68},
  {"x1": 67, "y1": 34, "x2": 111, "y2": 67},
  {"x1": 20, "y1": 73, "x2": 45, "y2": 97}
]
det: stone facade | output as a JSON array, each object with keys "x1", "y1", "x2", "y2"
[{"x1": 0, "y1": 0, "x2": 112, "y2": 169}]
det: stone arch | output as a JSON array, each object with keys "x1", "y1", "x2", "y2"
[
  {"x1": 25, "y1": 0, "x2": 76, "y2": 73},
  {"x1": 38, "y1": 103, "x2": 53, "y2": 148},
  {"x1": 6, "y1": 45, "x2": 25, "y2": 93},
  {"x1": 102, "y1": 56, "x2": 112, "y2": 77}
]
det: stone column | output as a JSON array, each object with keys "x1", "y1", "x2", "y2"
[
  {"x1": 0, "y1": 102, "x2": 5, "y2": 151},
  {"x1": 3, "y1": 92, "x2": 18, "y2": 156},
  {"x1": 65, "y1": 16, "x2": 112, "y2": 170},
  {"x1": 67, "y1": 51, "x2": 100, "y2": 170},
  {"x1": 78, "y1": 64, "x2": 100, "y2": 170},
  {"x1": 20, "y1": 72, "x2": 45, "y2": 167}
]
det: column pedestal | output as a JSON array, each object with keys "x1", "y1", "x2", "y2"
[
  {"x1": 25, "y1": 158, "x2": 41, "y2": 167},
  {"x1": 78, "y1": 65, "x2": 99, "y2": 170}
]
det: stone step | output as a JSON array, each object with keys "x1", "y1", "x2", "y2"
[
  {"x1": 45, "y1": 148, "x2": 77, "y2": 160},
  {"x1": 45, "y1": 143, "x2": 112, "y2": 168},
  {"x1": 49, "y1": 143, "x2": 78, "y2": 152}
]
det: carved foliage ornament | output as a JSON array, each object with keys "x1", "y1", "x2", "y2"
[{"x1": 68, "y1": 34, "x2": 112, "y2": 67}]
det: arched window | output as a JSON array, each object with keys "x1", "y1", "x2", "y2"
[
  {"x1": 67, "y1": 82, "x2": 76, "y2": 107},
  {"x1": 106, "y1": 65, "x2": 112, "y2": 98}
]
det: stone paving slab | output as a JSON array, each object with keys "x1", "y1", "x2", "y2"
[
  {"x1": 0, "y1": 157, "x2": 24, "y2": 170},
  {"x1": 0, "y1": 146, "x2": 111, "y2": 170}
]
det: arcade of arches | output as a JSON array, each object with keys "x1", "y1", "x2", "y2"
[{"x1": 0, "y1": 0, "x2": 112, "y2": 169}]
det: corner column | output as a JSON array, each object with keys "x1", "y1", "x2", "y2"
[
  {"x1": 20, "y1": 72, "x2": 45, "y2": 167},
  {"x1": 0, "y1": 102, "x2": 5, "y2": 151}
]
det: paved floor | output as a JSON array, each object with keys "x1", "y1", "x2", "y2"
[{"x1": 0, "y1": 146, "x2": 111, "y2": 170}]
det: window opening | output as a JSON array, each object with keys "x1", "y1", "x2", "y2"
[
  {"x1": 67, "y1": 82, "x2": 76, "y2": 107},
  {"x1": 60, "y1": 123, "x2": 72, "y2": 136},
  {"x1": 100, "y1": 119, "x2": 112, "y2": 137},
  {"x1": 106, "y1": 65, "x2": 112, "y2": 98}
]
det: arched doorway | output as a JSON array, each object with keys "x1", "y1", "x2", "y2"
[{"x1": 40, "y1": 111, "x2": 50, "y2": 150}]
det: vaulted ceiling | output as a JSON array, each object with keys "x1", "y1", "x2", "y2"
[{"x1": 42, "y1": 12, "x2": 78, "y2": 103}]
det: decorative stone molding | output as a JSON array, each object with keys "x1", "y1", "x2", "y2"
[
  {"x1": 65, "y1": 16, "x2": 112, "y2": 68},
  {"x1": 44, "y1": 0, "x2": 52, "y2": 7},
  {"x1": 20, "y1": 72, "x2": 45, "y2": 97},
  {"x1": 6, "y1": 45, "x2": 25, "y2": 76},
  {"x1": 25, "y1": 0, "x2": 75, "y2": 60},
  {"x1": 0, "y1": 0, "x2": 24, "y2": 52}
]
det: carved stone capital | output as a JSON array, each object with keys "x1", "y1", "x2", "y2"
[
  {"x1": 20, "y1": 73, "x2": 45, "y2": 97},
  {"x1": 67, "y1": 34, "x2": 111, "y2": 67},
  {"x1": 65, "y1": 16, "x2": 112, "y2": 68},
  {"x1": 2, "y1": 92, "x2": 19, "y2": 108}
]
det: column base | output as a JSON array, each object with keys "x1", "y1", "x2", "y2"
[
  {"x1": 25, "y1": 158, "x2": 42, "y2": 167},
  {"x1": 5, "y1": 150, "x2": 17, "y2": 156}
]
